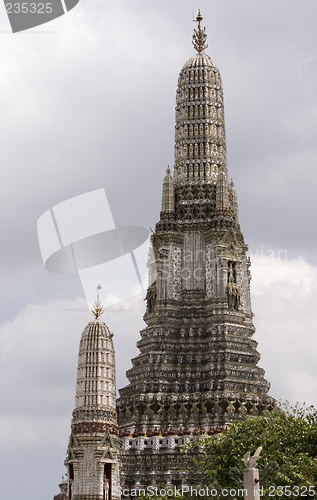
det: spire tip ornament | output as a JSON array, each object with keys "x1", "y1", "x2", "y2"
[
  {"x1": 91, "y1": 284, "x2": 104, "y2": 319},
  {"x1": 192, "y1": 9, "x2": 208, "y2": 54}
]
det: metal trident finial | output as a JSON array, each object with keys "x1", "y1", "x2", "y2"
[
  {"x1": 91, "y1": 284, "x2": 104, "y2": 319},
  {"x1": 192, "y1": 9, "x2": 208, "y2": 54}
]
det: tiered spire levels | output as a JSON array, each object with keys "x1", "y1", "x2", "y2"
[
  {"x1": 117, "y1": 13, "x2": 274, "y2": 488},
  {"x1": 75, "y1": 317, "x2": 116, "y2": 411},
  {"x1": 75, "y1": 285, "x2": 116, "y2": 412},
  {"x1": 60, "y1": 286, "x2": 120, "y2": 500},
  {"x1": 174, "y1": 11, "x2": 227, "y2": 189},
  {"x1": 192, "y1": 10, "x2": 208, "y2": 54}
]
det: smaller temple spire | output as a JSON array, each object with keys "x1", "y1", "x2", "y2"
[
  {"x1": 62, "y1": 291, "x2": 120, "y2": 500},
  {"x1": 91, "y1": 284, "x2": 104, "y2": 319},
  {"x1": 192, "y1": 10, "x2": 208, "y2": 54}
]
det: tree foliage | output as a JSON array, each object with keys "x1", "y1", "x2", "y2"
[{"x1": 188, "y1": 402, "x2": 317, "y2": 498}]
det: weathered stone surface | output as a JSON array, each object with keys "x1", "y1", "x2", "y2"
[
  {"x1": 117, "y1": 27, "x2": 274, "y2": 488},
  {"x1": 59, "y1": 319, "x2": 120, "y2": 500}
]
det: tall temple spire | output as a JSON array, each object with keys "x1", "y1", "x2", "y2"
[
  {"x1": 118, "y1": 12, "x2": 274, "y2": 488},
  {"x1": 192, "y1": 10, "x2": 208, "y2": 54},
  {"x1": 174, "y1": 19, "x2": 226, "y2": 194}
]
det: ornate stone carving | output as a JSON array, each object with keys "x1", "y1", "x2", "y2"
[
  {"x1": 61, "y1": 317, "x2": 120, "y2": 500},
  {"x1": 117, "y1": 13, "x2": 274, "y2": 489},
  {"x1": 249, "y1": 403, "x2": 259, "y2": 416},
  {"x1": 145, "y1": 282, "x2": 157, "y2": 311},
  {"x1": 226, "y1": 400, "x2": 236, "y2": 414},
  {"x1": 238, "y1": 401, "x2": 248, "y2": 415}
]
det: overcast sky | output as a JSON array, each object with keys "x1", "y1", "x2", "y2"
[{"x1": 1, "y1": 0, "x2": 317, "y2": 498}]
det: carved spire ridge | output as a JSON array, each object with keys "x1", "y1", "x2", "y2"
[
  {"x1": 216, "y1": 166, "x2": 229, "y2": 210},
  {"x1": 91, "y1": 284, "x2": 104, "y2": 319},
  {"x1": 161, "y1": 166, "x2": 175, "y2": 214},
  {"x1": 230, "y1": 178, "x2": 240, "y2": 223},
  {"x1": 192, "y1": 9, "x2": 208, "y2": 54}
]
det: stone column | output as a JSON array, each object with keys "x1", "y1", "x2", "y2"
[
  {"x1": 243, "y1": 447, "x2": 262, "y2": 500},
  {"x1": 243, "y1": 467, "x2": 260, "y2": 500}
]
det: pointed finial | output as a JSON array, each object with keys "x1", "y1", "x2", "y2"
[
  {"x1": 91, "y1": 284, "x2": 104, "y2": 319},
  {"x1": 166, "y1": 166, "x2": 171, "y2": 175},
  {"x1": 192, "y1": 10, "x2": 208, "y2": 54},
  {"x1": 196, "y1": 9, "x2": 203, "y2": 22}
]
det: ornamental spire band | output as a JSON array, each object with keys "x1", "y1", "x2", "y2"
[{"x1": 192, "y1": 9, "x2": 208, "y2": 54}]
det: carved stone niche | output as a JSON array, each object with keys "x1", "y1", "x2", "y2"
[
  {"x1": 227, "y1": 261, "x2": 240, "y2": 309},
  {"x1": 145, "y1": 282, "x2": 157, "y2": 312}
]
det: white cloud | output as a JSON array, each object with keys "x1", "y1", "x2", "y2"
[
  {"x1": 250, "y1": 255, "x2": 317, "y2": 407},
  {"x1": 1, "y1": 256, "x2": 317, "y2": 451},
  {"x1": 0, "y1": 295, "x2": 144, "y2": 449},
  {"x1": 1, "y1": 1, "x2": 317, "y2": 496},
  {"x1": 251, "y1": 254, "x2": 317, "y2": 296}
]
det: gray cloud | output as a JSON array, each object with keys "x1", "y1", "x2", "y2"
[{"x1": 1, "y1": 0, "x2": 317, "y2": 498}]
